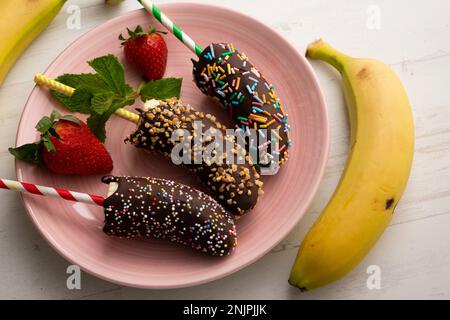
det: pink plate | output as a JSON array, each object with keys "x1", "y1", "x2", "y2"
[{"x1": 15, "y1": 4, "x2": 328, "y2": 288}]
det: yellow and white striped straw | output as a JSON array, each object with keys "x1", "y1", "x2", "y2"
[
  {"x1": 33, "y1": 73, "x2": 140, "y2": 124},
  {"x1": 34, "y1": 73, "x2": 74, "y2": 96}
]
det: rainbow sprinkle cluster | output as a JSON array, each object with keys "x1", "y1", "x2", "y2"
[{"x1": 193, "y1": 43, "x2": 291, "y2": 166}]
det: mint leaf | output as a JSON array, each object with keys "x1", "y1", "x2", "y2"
[
  {"x1": 65, "y1": 88, "x2": 93, "y2": 113},
  {"x1": 51, "y1": 91, "x2": 71, "y2": 109},
  {"x1": 9, "y1": 143, "x2": 42, "y2": 165},
  {"x1": 87, "y1": 99, "x2": 130, "y2": 142},
  {"x1": 87, "y1": 55, "x2": 132, "y2": 97},
  {"x1": 52, "y1": 87, "x2": 93, "y2": 114},
  {"x1": 51, "y1": 74, "x2": 111, "y2": 114},
  {"x1": 91, "y1": 92, "x2": 114, "y2": 114},
  {"x1": 139, "y1": 78, "x2": 182, "y2": 101},
  {"x1": 86, "y1": 115, "x2": 107, "y2": 143},
  {"x1": 55, "y1": 73, "x2": 111, "y2": 93}
]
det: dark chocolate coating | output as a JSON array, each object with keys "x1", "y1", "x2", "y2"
[
  {"x1": 101, "y1": 175, "x2": 237, "y2": 257},
  {"x1": 126, "y1": 99, "x2": 263, "y2": 216},
  {"x1": 192, "y1": 43, "x2": 290, "y2": 167}
]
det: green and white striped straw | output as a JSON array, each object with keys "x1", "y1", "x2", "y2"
[{"x1": 138, "y1": 0, "x2": 203, "y2": 57}]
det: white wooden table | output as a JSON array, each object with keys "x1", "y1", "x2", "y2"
[{"x1": 0, "y1": 0, "x2": 449, "y2": 299}]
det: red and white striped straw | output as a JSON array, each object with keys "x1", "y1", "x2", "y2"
[{"x1": 0, "y1": 178, "x2": 104, "y2": 206}]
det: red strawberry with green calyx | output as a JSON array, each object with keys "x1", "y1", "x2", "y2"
[
  {"x1": 9, "y1": 110, "x2": 113, "y2": 175},
  {"x1": 119, "y1": 25, "x2": 168, "y2": 81}
]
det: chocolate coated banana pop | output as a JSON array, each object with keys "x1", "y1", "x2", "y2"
[
  {"x1": 192, "y1": 43, "x2": 291, "y2": 167},
  {"x1": 126, "y1": 98, "x2": 264, "y2": 216},
  {"x1": 102, "y1": 175, "x2": 237, "y2": 256}
]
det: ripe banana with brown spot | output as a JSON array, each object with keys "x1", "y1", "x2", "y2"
[{"x1": 289, "y1": 40, "x2": 414, "y2": 290}]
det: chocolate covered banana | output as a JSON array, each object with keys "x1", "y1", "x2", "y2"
[
  {"x1": 102, "y1": 175, "x2": 237, "y2": 256},
  {"x1": 192, "y1": 43, "x2": 291, "y2": 168},
  {"x1": 126, "y1": 98, "x2": 264, "y2": 216}
]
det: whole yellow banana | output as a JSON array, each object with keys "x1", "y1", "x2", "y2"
[
  {"x1": 0, "y1": 0, "x2": 66, "y2": 86},
  {"x1": 289, "y1": 40, "x2": 414, "y2": 290}
]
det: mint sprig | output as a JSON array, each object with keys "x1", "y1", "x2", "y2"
[
  {"x1": 139, "y1": 77, "x2": 182, "y2": 102},
  {"x1": 51, "y1": 54, "x2": 182, "y2": 142},
  {"x1": 51, "y1": 55, "x2": 137, "y2": 142}
]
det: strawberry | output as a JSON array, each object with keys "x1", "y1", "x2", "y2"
[
  {"x1": 119, "y1": 25, "x2": 168, "y2": 81},
  {"x1": 9, "y1": 111, "x2": 113, "y2": 175}
]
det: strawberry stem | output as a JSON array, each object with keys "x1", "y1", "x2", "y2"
[{"x1": 118, "y1": 24, "x2": 166, "y2": 45}]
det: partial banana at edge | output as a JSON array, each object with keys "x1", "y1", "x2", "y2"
[
  {"x1": 0, "y1": 0, "x2": 66, "y2": 86},
  {"x1": 289, "y1": 40, "x2": 414, "y2": 290},
  {"x1": 0, "y1": 0, "x2": 124, "y2": 87}
]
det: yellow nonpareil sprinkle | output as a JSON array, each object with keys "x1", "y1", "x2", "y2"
[
  {"x1": 236, "y1": 77, "x2": 241, "y2": 90},
  {"x1": 227, "y1": 64, "x2": 231, "y2": 75}
]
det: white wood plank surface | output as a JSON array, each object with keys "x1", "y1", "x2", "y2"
[{"x1": 0, "y1": 0, "x2": 449, "y2": 299}]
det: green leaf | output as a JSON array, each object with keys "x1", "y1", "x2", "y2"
[
  {"x1": 9, "y1": 143, "x2": 42, "y2": 165},
  {"x1": 86, "y1": 115, "x2": 107, "y2": 143},
  {"x1": 87, "y1": 55, "x2": 130, "y2": 96},
  {"x1": 50, "y1": 110, "x2": 62, "y2": 121},
  {"x1": 51, "y1": 91, "x2": 71, "y2": 109},
  {"x1": 139, "y1": 78, "x2": 183, "y2": 101},
  {"x1": 69, "y1": 88, "x2": 94, "y2": 113},
  {"x1": 58, "y1": 114, "x2": 80, "y2": 124},
  {"x1": 87, "y1": 99, "x2": 126, "y2": 142},
  {"x1": 55, "y1": 73, "x2": 111, "y2": 94},
  {"x1": 41, "y1": 135, "x2": 56, "y2": 152},
  {"x1": 35, "y1": 116, "x2": 53, "y2": 133},
  {"x1": 52, "y1": 87, "x2": 93, "y2": 114},
  {"x1": 91, "y1": 92, "x2": 114, "y2": 114}
]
